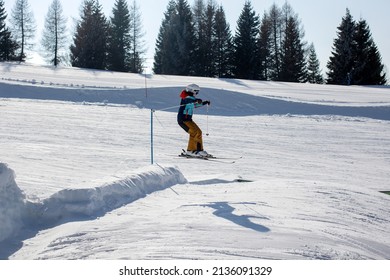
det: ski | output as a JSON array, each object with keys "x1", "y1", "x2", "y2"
[
  {"x1": 214, "y1": 155, "x2": 243, "y2": 160},
  {"x1": 204, "y1": 157, "x2": 236, "y2": 164},
  {"x1": 179, "y1": 149, "x2": 242, "y2": 161},
  {"x1": 178, "y1": 153, "x2": 236, "y2": 164},
  {"x1": 178, "y1": 153, "x2": 210, "y2": 160}
]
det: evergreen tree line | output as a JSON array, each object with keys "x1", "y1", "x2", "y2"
[
  {"x1": 153, "y1": 0, "x2": 319, "y2": 81},
  {"x1": 0, "y1": 0, "x2": 387, "y2": 84},
  {"x1": 70, "y1": 0, "x2": 146, "y2": 72},
  {"x1": 0, "y1": 0, "x2": 146, "y2": 72},
  {"x1": 154, "y1": 0, "x2": 386, "y2": 85},
  {"x1": 0, "y1": 0, "x2": 27, "y2": 61}
]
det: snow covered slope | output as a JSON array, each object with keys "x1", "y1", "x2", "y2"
[{"x1": 0, "y1": 62, "x2": 390, "y2": 260}]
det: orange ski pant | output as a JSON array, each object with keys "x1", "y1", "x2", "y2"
[{"x1": 183, "y1": 120, "x2": 203, "y2": 151}]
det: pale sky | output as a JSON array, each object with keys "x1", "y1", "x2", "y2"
[{"x1": 4, "y1": 0, "x2": 390, "y2": 77}]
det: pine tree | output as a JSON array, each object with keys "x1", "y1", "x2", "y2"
[
  {"x1": 279, "y1": 3, "x2": 306, "y2": 82},
  {"x1": 0, "y1": 0, "x2": 18, "y2": 61},
  {"x1": 353, "y1": 19, "x2": 386, "y2": 85},
  {"x1": 128, "y1": 0, "x2": 146, "y2": 73},
  {"x1": 267, "y1": 4, "x2": 282, "y2": 80},
  {"x1": 327, "y1": 9, "x2": 387, "y2": 85},
  {"x1": 41, "y1": 0, "x2": 67, "y2": 66},
  {"x1": 0, "y1": 0, "x2": 6, "y2": 42},
  {"x1": 204, "y1": 1, "x2": 218, "y2": 76},
  {"x1": 171, "y1": 0, "x2": 195, "y2": 75},
  {"x1": 327, "y1": 9, "x2": 356, "y2": 85},
  {"x1": 10, "y1": 0, "x2": 36, "y2": 62},
  {"x1": 108, "y1": 0, "x2": 131, "y2": 72},
  {"x1": 153, "y1": 0, "x2": 176, "y2": 74},
  {"x1": 0, "y1": 0, "x2": 4, "y2": 31},
  {"x1": 193, "y1": 0, "x2": 218, "y2": 77},
  {"x1": 214, "y1": 5, "x2": 233, "y2": 78},
  {"x1": 192, "y1": 0, "x2": 207, "y2": 76},
  {"x1": 307, "y1": 43, "x2": 324, "y2": 84},
  {"x1": 257, "y1": 12, "x2": 272, "y2": 80},
  {"x1": 233, "y1": 0, "x2": 260, "y2": 79},
  {"x1": 70, "y1": 0, "x2": 109, "y2": 70},
  {"x1": 153, "y1": 0, "x2": 195, "y2": 75}
]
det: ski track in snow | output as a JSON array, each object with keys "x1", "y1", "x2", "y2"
[{"x1": 1, "y1": 62, "x2": 390, "y2": 260}]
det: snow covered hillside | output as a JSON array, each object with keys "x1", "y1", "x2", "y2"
[{"x1": 0, "y1": 62, "x2": 390, "y2": 260}]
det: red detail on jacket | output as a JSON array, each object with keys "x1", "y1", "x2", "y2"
[{"x1": 180, "y1": 90, "x2": 189, "y2": 99}]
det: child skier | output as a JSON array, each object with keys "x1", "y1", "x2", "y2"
[{"x1": 177, "y1": 84, "x2": 211, "y2": 157}]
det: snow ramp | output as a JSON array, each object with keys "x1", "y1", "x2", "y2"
[{"x1": 0, "y1": 163, "x2": 187, "y2": 242}]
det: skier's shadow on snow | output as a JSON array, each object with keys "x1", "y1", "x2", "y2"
[{"x1": 206, "y1": 202, "x2": 270, "y2": 233}]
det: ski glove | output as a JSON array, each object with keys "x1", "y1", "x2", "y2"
[{"x1": 202, "y1": 100, "x2": 211, "y2": 106}]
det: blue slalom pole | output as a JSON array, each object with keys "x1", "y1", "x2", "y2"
[{"x1": 150, "y1": 109, "x2": 154, "y2": 164}]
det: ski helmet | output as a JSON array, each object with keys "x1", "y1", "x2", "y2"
[{"x1": 186, "y1": 84, "x2": 200, "y2": 95}]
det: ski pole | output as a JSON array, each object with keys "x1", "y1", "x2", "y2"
[
  {"x1": 206, "y1": 104, "x2": 209, "y2": 136},
  {"x1": 155, "y1": 104, "x2": 185, "y2": 112}
]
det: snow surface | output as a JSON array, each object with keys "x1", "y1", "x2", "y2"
[{"x1": 0, "y1": 62, "x2": 390, "y2": 260}]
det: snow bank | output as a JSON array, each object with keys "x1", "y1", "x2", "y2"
[
  {"x1": 39, "y1": 165, "x2": 187, "y2": 224},
  {"x1": 0, "y1": 163, "x2": 187, "y2": 241},
  {"x1": 0, "y1": 163, "x2": 26, "y2": 242}
]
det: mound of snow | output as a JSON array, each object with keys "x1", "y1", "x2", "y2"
[
  {"x1": 39, "y1": 165, "x2": 187, "y2": 224},
  {"x1": 0, "y1": 163, "x2": 187, "y2": 241},
  {"x1": 0, "y1": 163, "x2": 26, "y2": 242}
]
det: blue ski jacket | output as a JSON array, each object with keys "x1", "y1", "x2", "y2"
[{"x1": 177, "y1": 95, "x2": 203, "y2": 123}]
